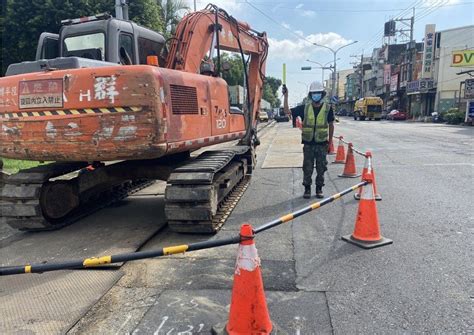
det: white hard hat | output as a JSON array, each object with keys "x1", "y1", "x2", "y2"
[{"x1": 308, "y1": 81, "x2": 324, "y2": 93}]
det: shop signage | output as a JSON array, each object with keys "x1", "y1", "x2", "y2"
[
  {"x1": 407, "y1": 79, "x2": 436, "y2": 94},
  {"x1": 467, "y1": 100, "x2": 474, "y2": 121},
  {"x1": 452, "y1": 50, "x2": 474, "y2": 67},
  {"x1": 421, "y1": 24, "x2": 436, "y2": 78},
  {"x1": 384, "y1": 65, "x2": 391, "y2": 85},
  {"x1": 390, "y1": 74, "x2": 398, "y2": 93}
]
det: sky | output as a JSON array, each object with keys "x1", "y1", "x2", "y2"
[{"x1": 184, "y1": 0, "x2": 474, "y2": 105}]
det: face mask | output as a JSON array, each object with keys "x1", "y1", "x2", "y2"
[{"x1": 311, "y1": 93, "x2": 323, "y2": 103}]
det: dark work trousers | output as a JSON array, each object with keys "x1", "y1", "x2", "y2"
[{"x1": 302, "y1": 143, "x2": 328, "y2": 187}]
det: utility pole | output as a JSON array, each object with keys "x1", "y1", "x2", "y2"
[
  {"x1": 350, "y1": 52, "x2": 364, "y2": 98},
  {"x1": 409, "y1": 8, "x2": 415, "y2": 83},
  {"x1": 392, "y1": 9, "x2": 415, "y2": 115}
]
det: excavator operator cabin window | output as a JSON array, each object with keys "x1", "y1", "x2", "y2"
[
  {"x1": 119, "y1": 33, "x2": 134, "y2": 65},
  {"x1": 42, "y1": 38, "x2": 59, "y2": 59},
  {"x1": 138, "y1": 37, "x2": 161, "y2": 65},
  {"x1": 64, "y1": 32, "x2": 105, "y2": 61}
]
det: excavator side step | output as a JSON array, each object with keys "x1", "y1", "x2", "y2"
[{"x1": 165, "y1": 147, "x2": 250, "y2": 233}]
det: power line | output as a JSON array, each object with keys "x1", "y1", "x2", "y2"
[
  {"x1": 361, "y1": 0, "x2": 427, "y2": 52},
  {"x1": 415, "y1": 0, "x2": 450, "y2": 22},
  {"x1": 243, "y1": 0, "x2": 315, "y2": 46},
  {"x1": 224, "y1": 1, "x2": 474, "y2": 12}
]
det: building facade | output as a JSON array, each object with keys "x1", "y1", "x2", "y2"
[
  {"x1": 433, "y1": 25, "x2": 474, "y2": 113},
  {"x1": 340, "y1": 24, "x2": 474, "y2": 119}
]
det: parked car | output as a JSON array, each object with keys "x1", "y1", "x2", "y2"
[
  {"x1": 387, "y1": 110, "x2": 407, "y2": 120},
  {"x1": 258, "y1": 111, "x2": 269, "y2": 122}
]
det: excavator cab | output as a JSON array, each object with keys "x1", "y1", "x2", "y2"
[{"x1": 7, "y1": 14, "x2": 166, "y2": 76}]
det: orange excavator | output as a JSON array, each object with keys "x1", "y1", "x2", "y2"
[{"x1": 0, "y1": 4, "x2": 268, "y2": 232}]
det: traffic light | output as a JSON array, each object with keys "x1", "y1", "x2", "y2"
[{"x1": 301, "y1": 66, "x2": 312, "y2": 70}]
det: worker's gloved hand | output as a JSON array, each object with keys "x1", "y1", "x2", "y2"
[{"x1": 282, "y1": 84, "x2": 288, "y2": 96}]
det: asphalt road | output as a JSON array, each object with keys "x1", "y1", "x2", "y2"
[{"x1": 2, "y1": 119, "x2": 473, "y2": 334}]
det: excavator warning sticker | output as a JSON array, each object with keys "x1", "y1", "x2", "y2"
[{"x1": 19, "y1": 79, "x2": 63, "y2": 109}]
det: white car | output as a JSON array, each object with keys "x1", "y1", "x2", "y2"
[{"x1": 258, "y1": 111, "x2": 269, "y2": 122}]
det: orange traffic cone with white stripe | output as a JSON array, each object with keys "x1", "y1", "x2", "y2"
[
  {"x1": 338, "y1": 143, "x2": 361, "y2": 178},
  {"x1": 354, "y1": 152, "x2": 382, "y2": 201},
  {"x1": 342, "y1": 170, "x2": 392, "y2": 249},
  {"x1": 212, "y1": 224, "x2": 274, "y2": 334},
  {"x1": 332, "y1": 136, "x2": 346, "y2": 164},
  {"x1": 296, "y1": 116, "x2": 302, "y2": 129},
  {"x1": 328, "y1": 137, "x2": 336, "y2": 155}
]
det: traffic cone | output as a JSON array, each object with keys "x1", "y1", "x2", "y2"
[
  {"x1": 212, "y1": 224, "x2": 274, "y2": 334},
  {"x1": 332, "y1": 136, "x2": 346, "y2": 164},
  {"x1": 354, "y1": 152, "x2": 382, "y2": 201},
  {"x1": 338, "y1": 143, "x2": 361, "y2": 178},
  {"x1": 328, "y1": 137, "x2": 336, "y2": 155},
  {"x1": 342, "y1": 171, "x2": 392, "y2": 249},
  {"x1": 296, "y1": 116, "x2": 302, "y2": 129}
]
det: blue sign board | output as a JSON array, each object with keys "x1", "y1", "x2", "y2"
[{"x1": 468, "y1": 101, "x2": 474, "y2": 118}]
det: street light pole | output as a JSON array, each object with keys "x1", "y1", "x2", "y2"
[
  {"x1": 312, "y1": 40, "x2": 358, "y2": 100},
  {"x1": 306, "y1": 59, "x2": 339, "y2": 87}
]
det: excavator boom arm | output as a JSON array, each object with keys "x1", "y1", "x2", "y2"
[{"x1": 166, "y1": 5, "x2": 268, "y2": 146}]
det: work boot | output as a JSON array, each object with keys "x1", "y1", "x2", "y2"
[
  {"x1": 316, "y1": 186, "x2": 324, "y2": 199},
  {"x1": 303, "y1": 186, "x2": 311, "y2": 199}
]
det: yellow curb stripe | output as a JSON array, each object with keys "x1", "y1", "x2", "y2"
[
  {"x1": 25, "y1": 265, "x2": 32, "y2": 273},
  {"x1": 115, "y1": 107, "x2": 126, "y2": 113},
  {"x1": 84, "y1": 108, "x2": 95, "y2": 114},
  {"x1": 32, "y1": 112, "x2": 40, "y2": 117},
  {"x1": 83, "y1": 255, "x2": 112, "y2": 267},
  {"x1": 56, "y1": 110, "x2": 65, "y2": 115},
  {"x1": 333, "y1": 193, "x2": 342, "y2": 200},
  {"x1": 70, "y1": 109, "x2": 80, "y2": 115},
  {"x1": 163, "y1": 245, "x2": 189, "y2": 255},
  {"x1": 100, "y1": 108, "x2": 111, "y2": 114}
]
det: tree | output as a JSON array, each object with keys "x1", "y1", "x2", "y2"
[
  {"x1": 1, "y1": 0, "x2": 164, "y2": 75},
  {"x1": 263, "y1": 76, "x2": 282, "y2": 108},
  {"x1": 220, "y1": 53, "x2": 244, "y2": 86},
  {"x1": 158, "y1": 0, "x2": 190, "y2": 37},
  {"x1": 211, "y1": 53, "x2": 282, "y2": 108}
]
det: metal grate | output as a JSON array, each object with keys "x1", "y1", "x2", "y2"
[{"x1": 170, "y1": 84, "x2": 199, "y2": 114}]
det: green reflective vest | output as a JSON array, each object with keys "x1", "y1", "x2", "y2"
[{"x1": 302, "y1": 103, "x2": 329, "y2": 143}]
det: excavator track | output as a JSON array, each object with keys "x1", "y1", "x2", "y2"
[
  {"x1": 165, "y1": 146, "x2": 251, "y2": 233},
  {"x1": 0, "y1": 162, "x2": 153, "y2": 231}
]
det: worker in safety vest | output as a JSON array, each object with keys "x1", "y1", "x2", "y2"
[{"x1": 283, "y1": 82, "x2": 335, "y2": 198}]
